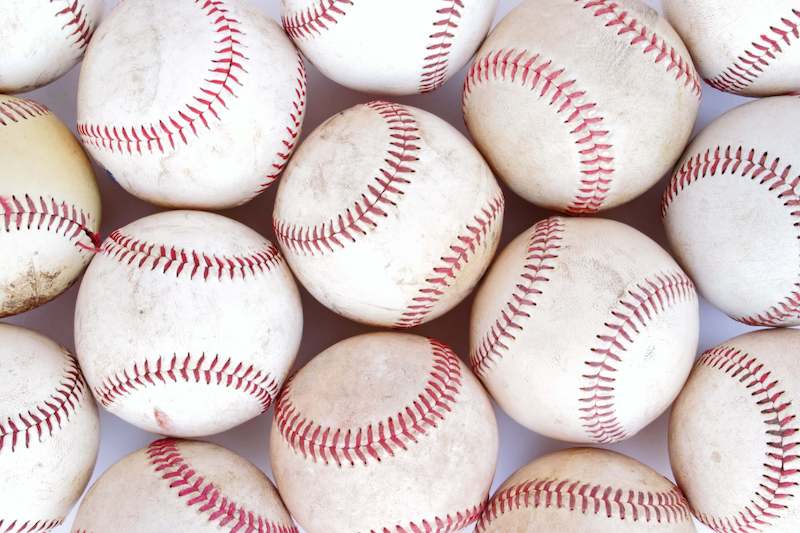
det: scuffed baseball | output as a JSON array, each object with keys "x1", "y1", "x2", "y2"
[
  {"x1": 74, "y1": 210, "x2": 303, "y2": 437},
  {"x1": 281, "y1": 0, "x2": 499, "y2": 95},
  {"x1": 0, "y1": 324, "x2": 99, "y2": 532},
  {"x1": 663, "y1": 96, "x2": 800, "y2": 327},
  {"x1": 664, "y1": 1, "x2": 800, "y2": 96},
  {"x1": 77, "y1": 0, "x2": 306, "y2": 209},
  {"x1": 463, "y1": 0, "x2": 701, "y2": 213},
  {"x1": 274, "y1": 101, "x2": 504, "y2": 328},
  {"x1": 470, "y1": 217, "x2": 699, "y2": 443},
  {"x1": 0, "y1": 1, "x2": 103, "y2": 93},
  {"x1": 477, "y1": 448, "x2": 696, "y2": 532},
  {"x1": 73, "y1": 438, "x2": 296, "y2": 532},
  {"x1": 669, "y1": 329, "x2": 800, "y2": 532},
  {"x1": 270, "y1": 332, "x2": 498, "y2": 533},
  {"x1": 0, "y1": 95, "x2": 101, "y2": 318}
]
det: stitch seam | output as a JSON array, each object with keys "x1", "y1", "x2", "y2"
[
  {"x1": 52, "y1": 0, "x2": 96, "y2": 50},
  {"x1": 0, "y1": 194, "x2": 100, "y2": 252},
  {"x1": 371, "y1": 502, "x2": 486, "y2": 533},
  {"x1": 418, "y1": 0, "x2": 463, "y2": 93},
  {"x1": 0, "y1": 98, "x2": 50, "y2": 126},
  {"x1": 282, "y1": 0, "x2": 354, "y2": 39},
  {"x1": 0, "y1": 519, "x2": 64, "y2": 533}
]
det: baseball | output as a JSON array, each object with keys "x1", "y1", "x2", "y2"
[
  {"x1": 77, "y1": 0, "x2": 306, "y2": 209},
  {"x1": 281, "y1": 0, "x2": 499, "y2": 95},
  {"x1": 270, "y1": 332, "x2": 498, "y2": 533},
  {"x1": 74, "y1": 210, "x2": 303, "y2": 437},
  {"x1": 0, "y1": 323, "x2": 99, "y2": 532},
  {"x1": 664, "y1": 1, "x2": 800, "y2": 96},
  {"x1": 0, "y1": 1, "x2": 103, "y2": 93},
  {"x1": 669, "y1": 329, "x2": 800, "y2": 532},
  {"x1": 463, "y1": 0, "x2": 701, "y2": 214},
  {"x1": 0, "y1": 95, "x2": 101, "y2": 318},
  {"x1": 663, "y1": 96, "x2": 800, "y2": 327},
  {"x1": 274, "y1": 101, "x2": 504, "y2": 328},
  {"x1": 477, "y1": 448, "x2": 695, "y2": 532},
  {"x1": 73, "y1": 438, "x2": 296, "y2": 532},
  {"x1": 470, "y1": 217, "x2": 699, "y2": 443}
]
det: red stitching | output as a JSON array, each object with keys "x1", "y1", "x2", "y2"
[
  {"x1": 0, "y1": 519, "x2": 64, "y2": 533},
  {"x1": 476, "y1": 478, "x2": 692, "y2": 531},
  {"x1": 52, "y1": 0, "x2": 96, "y2": 50},
  {"x1": 94, "y1": 353, "x2": 280, "y2": 413},
  {"x1": 274, "y1": 338, "x2": 462, "y2": 467},
  {"x1": 662, "y1": 145, "x2": 800, "y2": 326},
  {"x1": 577, "y1": 0, "x2": 702, "y2": 96},
  {"x1": 146, "y1": 439, "x2": 298, "y2": 533},
  {"x1": 282, "y1": 0, "x2": 353, "y2": 39},
  {"x1": 463, "y1": 50, "x2": 615, "y2": 214},
  {"x1": 0, "y1": 97, "x2": 50, "y2": 127},
  {"x1": 0, "y1": 194, "x2": 100, "y2": 252},
  {"x1": 706, "y1": 9, "x2": 800, "y2": 94},
  {"x1": 469, "y1": 217, "x2": 564, "y2": 377},
  {"x1": 101, "y1": 229, "x2": 283, "y2": 281},
  {"x1": 578, "y1": 271, "x2": 696, "y2": 443},
  {"x1": 694, "y1": 346, "x2": 800, "y2": 532},
  {"x1": 395, "y1": 193, "x2": 504, "y2": 328},
  {"x1": 274, "y1": 101, "x2": 420, "y2": 255},
  {"x1": 419, "y1": 0, "x2": 463, "y2": 93},
  {"x1": 0, "y1": 350, "x2": 87, "y2": 453},
  {"x1": 76, "y1": 0, "x2": 247, "y2": 155},
  {"x1": 372, "y1": 502, "x2": 485, "y2": 533}
]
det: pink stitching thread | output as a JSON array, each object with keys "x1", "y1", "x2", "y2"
[
  {"x1": 662, "y1": 145, "x2": 800, "y2": 327},
  {"x1": 372, "y1": 502, "x2": 486, "y2": 533},
  {"x1": 469, "y1": 217, "x2": 564, "y2": 377},
  {"x1": 475, "y1": 479, "x2": 692, "y2": 531},
  {"x1": 146, "y1": 439, "x2": 298, "y2": 533},
  {"x1": 52, "y1": 0, "x2": 96, "y2": 50},
  {"x1": 0, "y1": 350, "x2": 87, "y2": 453},
  {"x1": 94, "y1": 353, "x2": 280, "y2": 412},
  {"x1": 694, "y1": 346, "x2": 800, "y2": 532},
  {"x1": 463, "y1": 50, "x2": 615, "y2": 214},
  {"x1": 0, "y1": 195, "x2": 100, "y2": 252},
  {"x1": 706, "y1": 9, "x2": 800, "y2": 94},
  {"x1": 419, "y1": 0, "x2": 463, "y2": 93},
  {"x1": 101, "y1": 229, "x2": 283, "y2": 281},
  {"x1": 77, "y1": 0, "x2": 247, "y2": 155},
  {"x1": 282, "y1": 0, "x2": 353, "y2": 39},
  {"x1": 0, "y1": 519, "x2": 64, "y2": 533},
  {"x1": 0, "y1": 97, "x2": 50, "y2": 126},
  {"x1": 274, "y1": 338, "x2": 462, "y2": 467},
  {"x1": 274, "y1": 101, "x2": 420, "y2": 255},
  {"x1": 579, "y1": 271, "x2": 696, "y2": 444},
  {"x1": 395, "y1": 193, "x2": 504, "y2": 329}
]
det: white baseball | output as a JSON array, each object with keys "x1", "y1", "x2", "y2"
[
  {"x1": 0, "y1": 324, "x2": 99, "y2": 532},
  {"x1": 270, "y1": 332, "x2": 498, "y2": 533},
  {"x1": 664, "y1": 1, "x2": 800, "y2": 96},
  {"x1": 669, "y1": 329, "x2": 800, "y2": 532},
  {"x1": 463, "y1": 0, "x2": 701, "y2": 214},
  {"x1": 0, "y1": 95, "x2": 101, "y2": 318},
  {"x1": 281, "y1": 0, "x2": 499, "y2": 95},
  {"x1": 73, "y1": 438, "x2": 296, "y2": 532},
  {"x1": 477, "y1": 448, "x2": 695, "y2": 532},
  {"x1": 470, "y1": 217, "x2": 699, "y2": 444},
  {"x1": 274, "y1": 101, "x2": 503, "y2": 328},
  {"x1": 74, "y1": 210, "x2": 303, "y2": 437},
  {"x1": 663, "y1": 96, "x2": 800, "y2": 327},
  {"x1": 0, "y1": 1, "x2": 103, "y2": 93},
  {"x1": 77, "y1": 0, "x2": 306, "y2": 209}
]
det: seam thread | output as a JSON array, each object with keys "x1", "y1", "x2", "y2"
[
  {"x1": 707, "y1": 9, "x2": 800, "y2": 94},
  {"x1": 282, "y1": 0, "x2": 353, "y2": 39},
  {"x1": 476, "y1": 479, "x2": 692, "y2": 531},
  {"x1": 77, "y1": 0, "x2": 247, "y2": 155},
  {"x1": 0, "y1": 350, "x2": 87, "y2": 453},
  {"x1": 469, "y1": 217, "x2": 564, "y2": 377},
  {"x1": 418, "y1": 0, "x2": 463, "y2": 93},
  {"x1": 0, "y1": 194, "x2": 100, "y2": 252},
  {"x1": 147, "y1": 439, "x2": 298, "y2": 533},
  {"x1": 52, "y1": 0, "x2": 95, "y2": 50},
  {"x1": 662, "y1": 145, "x2": 800, "y2": 326},
  {"x1": 274, "y1": 101, "x2": 420, "y2": 255},
  {"x1": 0, "y1": 98, "x2": 50, "y2": 127},
  {"x1": 371, "y1": 502, "x2": 486, "y2": 533},
  {"x1": 395, "y1": 193, "x2": 504, "y2": 328},
  {"x1": 101, "y1": 229, "x2": 283, "y2": 281},
  {"x1": 695, "y1": 346, "x2": 800, "y2": 532},
  {"x1": 0, "y1": 519, "x2": 64, "y2": 533},
  {"x1": 274, "y1": 338, "x2": 462, "y2": 467},
  {"x1": 463, "y1": 50, "x2": 615, "y2": 214},
  {"x1": 578, "y1": 271, "x2": 696, "y2": 443},
  {"x1": 94, "y1": 353, "x2": 280, "y2": 412}
]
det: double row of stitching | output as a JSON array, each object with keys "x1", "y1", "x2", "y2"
[
  {"x1": 274, "y1": 339, "x2": 462, "y2": 467},
  {"x1": 77, "y1": 0, "x2": 248, "y2": 155},
  {"x1": 0, "y1": 97, "x2": 49, "y2": 127},
  {"x1": 374, "y1": 502, "x2": 485, "y2": 533},
  {"x1": 395, "y1": 193, "x2": 504, "y2": 328},
  {"x1": 274, "y1": 101, "x2": 420, "y2": 255},
  {"x1": 695, "y1": 346, "x2": 800, "y2": 532},
  {"x1": 418, "y1": 0, "x2": 463, "y2": 93},
  {"x1": 0, "y1": 518, "x2": 64, "y2": 533},
  {"x1": 476, "y1": 479, "x2": 692, "y2": 531},
  {"x1": 282, "y1": 0, "x2": 353, "y2": 39},
  {"x1": 0, "y1": 194, "x2": 100, "y2": 251},
  {"x1": 52, "y1": 0, "x2": 95, "y2": 50}
]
